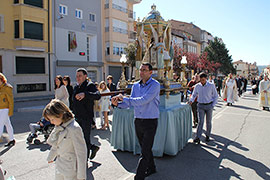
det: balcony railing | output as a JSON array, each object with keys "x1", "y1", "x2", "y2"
[
  {"x1": 113, "y1": 27, "x2": 128, "y2": 34},
  {"x1": 112, "y1": 3, "x2": 128, "y2": 13}
]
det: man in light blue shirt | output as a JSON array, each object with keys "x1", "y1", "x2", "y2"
[
  {"x1": 112, "y1": 63, "x2": 160, "y2": 180},
  {"x1": 189, "y1": 72, "x2": 218, "y2": 144}
]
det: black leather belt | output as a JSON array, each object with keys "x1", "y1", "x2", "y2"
[
  {"x1": 199, "y1": 102, "x2": 213, "y2": 105},
  {"x1": 135, "y1": 118, "x2": 158, "y2": 121}
]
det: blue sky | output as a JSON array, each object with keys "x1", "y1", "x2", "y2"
[{"x1": 134, "y1": 0, "x2": 270, "y2": 65}]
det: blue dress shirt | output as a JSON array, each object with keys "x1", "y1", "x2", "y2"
[
  {"x1": 190, "y1": 81, "x2": 219, "y2": 107},
  {"x1": 118, "y1": 77, "x2": 160, "y2": 119}
]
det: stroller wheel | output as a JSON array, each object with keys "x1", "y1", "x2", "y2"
[
  {"x1": 27, "y1": 136, "x2": 33, "y2": 143},
  {"x1": 34, "y1": 139, "x2": 41, "y2": 145},
  {"x1": 44, "y1": 135, "x2": 49, "y2": 141}
]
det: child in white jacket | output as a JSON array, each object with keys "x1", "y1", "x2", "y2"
[{"x1": 43, "y1": 99, "x2": 87, "y2": 180}]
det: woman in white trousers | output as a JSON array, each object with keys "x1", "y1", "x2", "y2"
[{"x1": 0, "y1": 73, "x2": 15, "y2": 147}]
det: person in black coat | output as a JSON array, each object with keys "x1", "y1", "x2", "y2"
[
  {"x1": 217, "y1": 77, "x2": 223, "y2": 96},
  {"x1": 73, "y1": 68, "x2": 101, "y2": 160},
  {"x1": 243, "y1": 77, "x2": 248, "y2": 92},
  {"x1": 106, "y1": 75, "x2": 117, "y2": 92},
  {"x1": 251, "y1": 78, "x2": 257, "y2": 95},
  {"x1": 63, "y1": 76, "x2": 73, "y2": 110}
]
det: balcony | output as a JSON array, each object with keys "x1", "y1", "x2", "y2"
[
  {"x1": 112, "y1": 3, "x2": 128, "y2": 13},
  {"x1": 113, "y1": 27, "x2": 128, "y2": 34},
  {"x1": 128, "y1": 0, "x2": 142, "y2": 4},
  {"x1": 128, "y1": 10, "x2": 136, "y2": 20}
]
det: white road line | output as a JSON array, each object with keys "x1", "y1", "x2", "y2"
[{"x1": 213, "y1": 106, "x2": 228, "y2": 120}]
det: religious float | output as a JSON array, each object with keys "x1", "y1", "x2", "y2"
[{"x1": 110, "y1": 4, "x2": 192, "y2": 157}]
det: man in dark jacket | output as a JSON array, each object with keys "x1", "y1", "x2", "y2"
[{"x1": 73, "y1": 68, "x2": 101, "y2": 160}]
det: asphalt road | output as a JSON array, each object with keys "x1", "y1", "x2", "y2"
[{"x1": 1, "y1": 89, "x2": 270, "y2": 180}]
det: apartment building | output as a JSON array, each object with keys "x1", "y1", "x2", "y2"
[
  {"x1": 52, "y1": 0, "x2": 103, "y2": 83},
  {"x1": 170, "y1": 20, "x2": 216, "y2": 55},
  {"x1": 170, "y1": 20, "x2": 201, "y2": 56},
  {"x1": 0, "y1": 0, "x2": 53, "y2": 98},
  {"x1": 103, "y1": 0, "x2": 141, "y2": 84},
  {"x1": 233, "y1": 60, "x2": 258, "y2": 79}
]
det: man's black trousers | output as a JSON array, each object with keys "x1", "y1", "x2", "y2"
[
  {"x1": 134, "y1": 118, "x2": 158, "y2": 180},
  {"x1": 76, "y1": 117, "x2": 94, "y2": 158}
]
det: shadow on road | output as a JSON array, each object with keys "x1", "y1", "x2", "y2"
[
  {"x1": 92, "y1": 128, "x2": 112, "y2": 143},
  {"x1": 0, "y1": 146, "x2": 13, "y2": 156},
  {"x1": 231, "y1": 105, "x2": 260, "y2": 111},
  {"x1": 26, "y1": 143, "x2": 50, "y2": 152},
  {"x1": 112, "y1": 133, "x2": 270, "y2": 180},
  {"x1": 87, "y1": 161, "x2": 101, "y2": 180}
]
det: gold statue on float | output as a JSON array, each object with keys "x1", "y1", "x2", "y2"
[{"x1": 135, "y1": 4, "x2": 173, "y2": 81}]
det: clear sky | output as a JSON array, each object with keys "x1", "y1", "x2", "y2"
[{"x1": 134, "y1": 0, "x2": 270, "y2": 66}]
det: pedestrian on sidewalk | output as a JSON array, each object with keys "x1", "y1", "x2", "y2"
[
  {"x1": 251, "y1": 77, "x2": 257, "y2": 95},
  {"x1": 63, "y1": 75, "x2": 74, "y2": 110},
  {"x1": 222, "y1": 73, "x2": 238, "y2": 106},
  {"x1": 73, "y1": 68, "x2": 101, "y2": 161},
  {"x1": 189, "y1": 72, "x2": 219, "y2": 144},
  {"x1": 44, "y1": 99, "x2": 87, "y2": 180},
  {"x1": 258, "y1": 75, "x2": 270, "y2": 110},
  {"x1": 187, "y1": 75, "x2": 199, "y2": 128},
  {"x1": 111, "y1": 63, "x2": 160, "y2": 180},
  {"x1": 98, "y1": 81, "x2": 110, "y2": 130},
  {"x1": 54, "y1": 75, "x2": 69, "y2": 107},
  {"x1": 217, "y1": 76, "x2": 223, "y2": 96},
  {"x1": 0, "y1": 73, "x2": 15, "y2": 147}
]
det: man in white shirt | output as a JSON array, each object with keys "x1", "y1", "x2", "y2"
[{"x1": 189, "y1": 72, "x2": 219, "y2": 144}]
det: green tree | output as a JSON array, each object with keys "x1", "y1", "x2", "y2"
[
  {"x1": 204, "y1": 37, "x2": 236, "y2": 75},
  {"x1": 124, "y1": 43, "x2": 136, "y2": 79}
]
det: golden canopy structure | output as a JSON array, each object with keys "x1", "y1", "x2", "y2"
[{"x1": 135, "y1": 4, "x2": 172, "y2": 80}]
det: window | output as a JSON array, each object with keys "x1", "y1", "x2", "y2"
[
  {"x1": 75, "y1": 9, "x2": 83, "y2": 19},
  {"x1": 89, "y1": 13, "x2": 95, "y2": 22},
  {"x1": 112, "y1": 0, "x2": 127, "y2": 13},
  {"x1": 16, "y1": 56, "x2": 45, "y2": 74},
  {"x1": 24, "y1": 0, "x2": 43, "y2": 8},
  {"x1": 59, "y1": 4, "x2": 68, "y2": 15},
  {"x1": 17, "y1": 83, "x2": 46, "y2": 93},
  {"x1": 0, "y1": 15, "x2": 4, "y2": 32},
  {"x1": 14, "y1": 0, "x2": 19, "y2": 4},
  {"x1": 24, "y1": 21, "x2": 43, "y2": 40},
  {"x1": 112, "y1": 19, "x2": 127, "y2": 34},
  {"x1": 88, "y1": 71, "x2": 97, "y2": 82},
  {"x1": 105, "y1": 18, "x2": 109, "y2": 32},
  {"x1": 14, "y1": 20, "x2": 19, "y2": 38},
  {"x1": 87, "y1": 37, "x2": 90, "y2": 61},
  {"x1": 106, "y1": 42, "x2": 110, "y2": 56},
  {"x1": 113, "y1": 42, "x2": 126, "y2": 55}
]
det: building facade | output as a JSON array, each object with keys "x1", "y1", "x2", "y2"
[
  {"x1": 52, "y1": 0, "x2": 103, "y2": 84},
  {"x1": 170, "y1": 19, "x2": 213, "y2": 56},
  {"x1": 233, "y1": 60, "x2": 259, "y2": 79},
  {"x1": 103, "y1": 0, "x2": 141, "y2": 84},
  {"x1": 0, "y1": 0, "x2": 53, "y2": 98}
]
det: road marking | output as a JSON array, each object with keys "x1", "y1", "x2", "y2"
[{"x1": 213, "y1": 106, "x2": 228, "y2": 120}]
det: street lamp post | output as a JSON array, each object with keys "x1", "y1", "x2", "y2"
[
  {"x1": 119, "y1": 54, "x2": 128, "y2": 89},
  {"x1": 181, "y1": 56, "x2": 188, "y2": 87}
]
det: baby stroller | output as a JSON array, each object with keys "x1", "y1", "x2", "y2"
[{"x1": 27, "y1": 117, "x2": 54, "y2": 145}]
